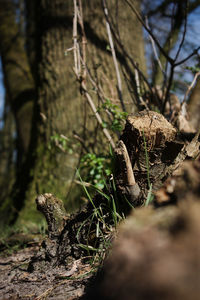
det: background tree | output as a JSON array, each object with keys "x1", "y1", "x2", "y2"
[
  {"x1": 0, "y1": 0, "x2": 35, "y2": 223},
  {"x1": 0, "y1": 0, "x2": 200, "y2": 229},
  {"x1": 0, "y1": 0, "x2": 146, "y2": 228}
]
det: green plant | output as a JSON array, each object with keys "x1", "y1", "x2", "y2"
[
  {"x1": 49, "y1": 134, "x2": 73, "y2": 154},
  {"x1": 76, "y1": 170, "x2": 124, "y2": 265},
  {"x1": 185, "y1": 64, "x2": 200, "y2": 74},
  {"x1": 80, "y1": 153, "x2": 112, "y2": 189},
  {"x1": 98, "y1": 99, "x2": 128, "y2": 133}
]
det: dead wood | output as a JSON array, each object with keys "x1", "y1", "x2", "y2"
[
  {"x1": 114, "y1": 140, "x2": 140, "y2": 205},
  {"x1": 82, "y1": 157, "x2": 200, "y2": 300},
  {"x1": 29, "y1": 110, "x2": 200, "y2": 273},
  {"x1": 115, "y1": 110, "x2": 181, "y2": 205}
]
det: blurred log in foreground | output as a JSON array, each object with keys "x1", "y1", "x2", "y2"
[{"x1": 83, "y1": 158, "x2": 200, "y2": 300}]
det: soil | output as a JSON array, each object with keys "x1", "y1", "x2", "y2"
[{"x1": 0, "y1": 241, "x2": 94, "y2": 300}]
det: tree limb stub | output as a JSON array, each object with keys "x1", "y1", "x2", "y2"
[
  {"x1": 36, "y1": 193, "x2": 68, "y2": 238},
  {"x1": 116, "y1": 110, "x2": 179, "y2": 204},
  {"x1": 115, "y1": 140, "x2": 141, "y2": 204}
]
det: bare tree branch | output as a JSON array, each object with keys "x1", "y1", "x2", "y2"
[
  {"x1": 182, "y1": 71, "x2": 200, "y2": 104},
  {"x1": 124, "y1": 0, "x2": 174, "y2": 65},
  {"x1": 72, "y1": 0, "x2": 116, "y2": 149},
  {"x1": 174, "y1": 1, "x2": 188, "y2": 62},
  {"x1": 102, "y1": 0, "x2": 125, "y2": 111},
  {"x1": 174, "y1": 46, "x2": 200, "y2": 66}
]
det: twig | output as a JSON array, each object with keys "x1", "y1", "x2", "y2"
[
  {"x1": 102, "y1": 0, "x2": 125, "y2": 111},
  {"x1": 74, "y1": 179, "x2": 92, "y2": 187},
  {"x1": 124, "y1": 0, "x2": 174, "y2": 65},
  {"x1": 102, "y1": 0, "x2": 153, "y2": 104},
  {"x1": 145, "y1": 16, "x2": 165, "y2": 75},
  {"x1": 174, "y1": 46, "x2": 200, "y2": 67},
  {"x1": 134, "y1": 67, "x2": 149, "y2": 110},
  {"x1": 73, "y1": 0, "x2": 78, "y2": 76},
  {"x1": 174, "y1": 1, "x2": 188, "y2": 62},
  {"x1": 35, "y1": 287, "x2": 55, "y2": 300},
  {"x1": 81, "y1": 82, "x2": 116, "y2": 149},
  {"x1": 182, "y1": 71, "x2": 200, "y2": 104},
  {"x1": 73, "y1": 131, "x2": 90, "y2": 153},
  {"x1": 78, "y1": 0, "x2": 87, "y2": 82},
  {"x1": 72, "y1": 0, "x2": 115, "y2": 149},
  {"x1": 162, "y1": 65, "x2": 175, "y2": 113}
]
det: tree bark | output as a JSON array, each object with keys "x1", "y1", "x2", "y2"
[
  {"x1": 0, "y1": 97, "x2": 15, "y2": 205},
  {"x1": 13, "y1": 0, "x2": 146, "y2": 228},
  {"x1": 0, "y1": 0, "x2": 35, "y2": 166},
  {"x1": 0, "y1": 0, "x2": 36, "y2": 225}
]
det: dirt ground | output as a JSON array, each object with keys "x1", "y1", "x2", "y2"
[{"x1": 0, "y1": 242, "x2": 94, "y2": 300}]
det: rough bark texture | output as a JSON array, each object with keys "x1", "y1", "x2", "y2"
[{"x1": 14, "y1": 0, "x2": 83, "y2": 227}]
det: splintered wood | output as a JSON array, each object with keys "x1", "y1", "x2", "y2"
[
  {"x1": 115, "y1": 111, "x2": 200, "y2": 206},
  {"x1": 114, "y1": 110, "x2": 199, "y2": 207},
  {"x1": 125, "y1": 111, "x2": 176, "y2": 148}
]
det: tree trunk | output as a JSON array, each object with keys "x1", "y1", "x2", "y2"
[
  {"x1": 0, "y1": 97, "x2": 16, "y2": 205},
  {"x1": 0, "y1": 0, "x2": 36, "y2": 225},
  {"x1": 2, "y1": 0, "x2": 146, "y2": 228},
  {"x1": 0, "y1": 0, "x2": 35, "y2": 166}
]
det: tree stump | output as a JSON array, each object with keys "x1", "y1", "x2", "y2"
[
  {"x1": 29, "y1": 110, "x2": 200, "y2": 269},
  {"x1": 114, "y1": 110, "x2": 183, "y2": 206}
]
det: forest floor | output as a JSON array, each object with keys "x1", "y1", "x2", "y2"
[
  {"x1": 1, "y1": 111, "x2": 200, "y2": 300},
  {"x1": 0, "y1": 237, "x2": 94, "y2": 300}
]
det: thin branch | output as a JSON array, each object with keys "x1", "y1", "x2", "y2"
[
  {"x1": 174, "y1": 46, "x2": 200, "y2": 66},
  {"x1": 78, "y1": 0, "x2": 87, "y2": 82},
  {"x1": 73, "y1": 131, "x2": 90, "y2": 153},
  {"x1": 72, "y1": 0, "x2": 115, "y2": 149},
  {"x1": 102, "y1": 0, "x2": 125, "y2": 111},
  {"x1": 182, "y1": 71, "x2": 200, "y2": 104},
  {"x1": 162, "y1": 65, "x2": 175, "y2": 113},
  {"x1": 145, "y1": 16, "x2": 165, "y2": 75},
  {"x1": 78, "y1": 49, "x2": 120, "y2": 130},
  {"x1": 124, "y1": 0, "x2": 174, "y2": 65},
  {"x1": 103, "y1": 0, "x2": 153, "y2": 100},
  {"x1": 174, "y1": 1, "x2": 188, "y2": 62},
  {"x1": 81, "y1": 82, "x2": 116, "y2": 149},
  {"x1": 134, "y1": 67, "x2": 149, "y2": 110},
  {"x1": 73, "y1": 0, "x2": 78, "y2": 76}
]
